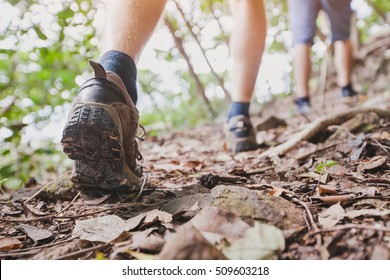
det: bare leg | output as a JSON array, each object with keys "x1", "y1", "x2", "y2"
[
  {"x1": 228, "y1": 0, "x2": 266, "y2": 102},
  {"x1": 102, "y1": 0, "x2": 167, "y2": 62},
  {"x1": 334, "y1": 39, "x2": 353, "y2": 87},
  {"x1": 293, "y1": 44, "x2": 311, "y2": 98}
]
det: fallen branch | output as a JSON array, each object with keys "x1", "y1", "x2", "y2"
[{"x1": 259, "y1": 107, "x2": 390, "y2": 158}]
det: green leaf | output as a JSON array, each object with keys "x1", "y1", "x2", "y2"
[{"x1": 316, "y1": 160, "x2": 337, "y2": 173}]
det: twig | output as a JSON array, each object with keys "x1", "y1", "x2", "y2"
[
  {"x1": 259, "y1": 107, "x2": 390, "y2": 158},
  {"x1": 57, "y1": 243, "x2": 110, "y2": 260},
  {"x1": 135, "y1": 177, "x2": 147, "y2": 200},
  {"x1": 310, "y1": 224, "x2": 390, "y2": 235},
  {"x1": 58, "y1": 191, "x2": 81, "y2": 214},
  {"x1": 292, "y1": 197, "x2": 319, "y2": 232},
  {"x1": 370, "y1": 137, "x2": 390, "y2": 156}
]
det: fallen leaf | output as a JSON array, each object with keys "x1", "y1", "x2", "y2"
[
  {"x1": 357, "y1": 156, "x2": 387, "y2": 173},
  {"x1": 317, "y1": 184, "x2": 339, "y2": 195},
  {"x1": 0, "y1": 237, "x2": 23, "y2": 250},
  {"x1": 298, "y1": 172, "x2": 328, "y2": 183},
  {"x1": 18, "y1": 224, "x2": 53, "y2": 243},
  {"x1": 131, "y1": 228, "x2": 165, "y2": 252},
  {"x1": 318, "y1": 203, "x2": 345, "y2": 229},
  {"x1": 328, "y1": 165, "x2": 349, "y2": 176},
  {"x1": 24, "y1": 204, "x2": 48, "y2": 216},
  {"x1": 313, "y1": 194, "x2": 356, "y2": 205},
  {"x1": 143, "y1": 209, "x2": 173, "y2": 224},
  {"x1": 84, "y1": 194, "x2": 111, "y2": 205},
  {"x1": 370, "y1": 244, "x2": 390, "y2": 260},
  {"x1": 215, "y1": 153, "x2": 234, "y2": 162},
  {"x1": 346, "y1": 209, "x2": 390, "y2": 218},
  {"x1": 127, "y1": 250, "x2": 156, "y2": 260},
  {"x1": 72, "y1": 215, "x2": 129, "y2": 243},
  {"x1": 126, "y1": 213, "x2": 146, "y2": 231},
  {"x1": 190, "y1": 207, "x2": 250, "y2": 243},
  {"x1": 158, "y1": 223, "x2": 227, "y2": 260},
  {"x1": 161, "y1": 194, "x2": 209, "y2": 215},
  {"x1": 222, "y1": 222, "x2": 285, "y2": 260},
  {"x1": 350, "y1": 141, "x2": 367, "y2": 161},
  {"x1": 269, "y1": 186, "x2": 291, "y2": 197}
]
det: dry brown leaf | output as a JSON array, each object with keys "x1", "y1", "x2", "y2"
[
  {"x1": 328, "y1": 165, "x2": 349, "y2": 176},
  {"x1": 370, "y1": 244, "x2": 390, "y2": 260},
  {"x1": 318, "y1": 203, "x2": 345, "y2": 229},
  {"x1": 357, "y1": 156, "x2": 387, "y2": 173},
  {"x1": 72, "y1": 215, "x2": 129, "y2": 243},
  {"x1": 84, "y1": 194, "x2": 111, "y2": 205},
  {"x1": 190, "y1": 207, "x2": 250, "y2": 243},
  {"x1": 131, "y1": 228, "x2": 165, "y2": 252},
  {"x1": 269, "y1": 186, "x2": 292, "y2": 197},
  {"x1": 24, "y1": 205, "x2": 48, "y2": 216},
  {"x1": 18, "y1": 224, "x2": 53, "y2": 243},
  {"x1": 298, "y1": 172, "x2": 328, "y2": 183},
  {"x1": 317, "y1": 184, "x2": 339, "y2": 195},
  {"x1": 371, "y1": 131, "x2": 390, "y2": 142},
  {"x1": 313, "y1": 194, "x2": 356, "y2": 205},
  {"x1": 158, "y1": 223, "x2": 227, "y2": 260},
  {"x1": 0, "y1": 237, "x2": 23, "y2": 250},
  {"x1": 126, "y1": 213, "x2": 147, "y2": 231},
  {"x1": 144, "y1": 209, "x2": 173, "y2": 224}
]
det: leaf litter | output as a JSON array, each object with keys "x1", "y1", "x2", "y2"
[{"x1": 1, "y1": 50, "x2": 390, "y2": 259}]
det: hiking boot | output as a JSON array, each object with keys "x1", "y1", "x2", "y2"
[
  {"x1": 225, "y1": 115, "x2": 258, "y2": 153},
  {"x1": 61, "y1": 60, "x2": 143, "y2": 191}
]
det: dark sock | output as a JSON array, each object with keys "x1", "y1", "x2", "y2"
[
  {"x1": 341, "y1": 84, "x2": 357, "y2": 97},
  {"x1": 294, "y1": 97, "x2": 310, "y2": 107},
  {"x1": 227, "y1": 102, "x2": 250, "y2": 121},
  {"x1": 100, "y1": 50, "x2": 138, "y2": 104}
]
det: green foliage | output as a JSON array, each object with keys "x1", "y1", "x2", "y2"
[
  {"x1": 316, "y1": 160, "x2": 337, "y2": 173},
  {"x1": 0, "y1": 0, "x2": 98, "y2": 188}
]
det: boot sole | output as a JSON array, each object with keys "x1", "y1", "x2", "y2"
[{"x1": 61, "y1": 104, "x2": 141, "y2": 190}]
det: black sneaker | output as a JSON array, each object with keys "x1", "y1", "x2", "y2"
[
  {"x1": 61, "y1": 60, "x2": 143, "y2": 191},
  {"x1": 224, "y1": 115, "x2": 258, "y2": 153},
  {"x1": 295, "y1": 97, "x2": 311, "y2": 115},
  {"x1": 341, "y1": 85, "x2": 357, "y2": 97}
]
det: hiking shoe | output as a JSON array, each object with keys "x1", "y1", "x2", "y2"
[
  {"x1": 61, "y1": 60, "x2": 143, "y2": 191},
  {"x1": 295, "y1": 97, "x2": 311, "y2": 115},
  {"x1": 341, "y1": 87, "x2": 357, "y2": 97},
  {"x1": 225, "y1": 115, "x2": 258, "y2": 153}
]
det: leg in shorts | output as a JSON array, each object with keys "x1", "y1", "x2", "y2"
[{"x1": 288, "y1": 0, "x2": 352, "y2": 45}]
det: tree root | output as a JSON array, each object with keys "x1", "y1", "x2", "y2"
[{"x1": 260, "y1": 106, "x2": 390, "y2": 158}]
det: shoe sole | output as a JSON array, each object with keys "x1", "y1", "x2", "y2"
[
  {"x1": 61, "y1": 104, "x2": 141, "y2": 190},
  {"x1": 231, "y1": 138, "x2": 258, "y2": 153}
]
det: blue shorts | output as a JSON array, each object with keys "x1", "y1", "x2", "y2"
[{"x1": 288, "y1": 0, "x2": 353, "y2": 45}]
